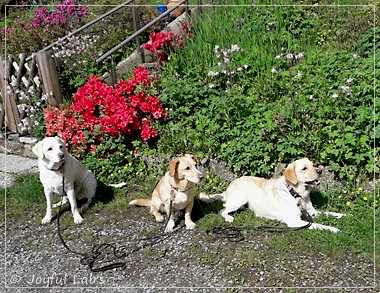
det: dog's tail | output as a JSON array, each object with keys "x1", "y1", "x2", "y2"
[
  {"x1": 129, "y1": 199, "x2": 151, "y2": 207},
  {"x1": 199, "y1": 192, "x2": 226, "y2": 203}
]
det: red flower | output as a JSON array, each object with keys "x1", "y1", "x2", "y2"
[{"x1": 44, "y1": 66, "x2": 167, "y2": 157}]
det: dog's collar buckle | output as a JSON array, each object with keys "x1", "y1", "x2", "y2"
[
  {"x1": 287, "y1": 185, "x2": 305, "y2": 210},
  {"x1": 287, "y1": 185, "x2": 301, "y2": 199},
  {"x1": 170, "y1": 188, "x2": 176, "y2": 199}
]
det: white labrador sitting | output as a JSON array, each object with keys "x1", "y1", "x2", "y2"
[
  {"x1": 200, "y1": 158, "x2": 346, "y2": 233},
  {"x1": 32, "y1": 136, "x2": 97, "y2": 224}
]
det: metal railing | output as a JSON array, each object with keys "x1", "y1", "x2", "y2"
[
  {"x1": 25, "y1": 0, "x2": 136, "y2": 62},
  {"x1": 96, "y1": 0, "x2": 188, "y2": 64}
]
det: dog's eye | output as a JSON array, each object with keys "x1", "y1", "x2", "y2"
[
  {"x1": 59, "y1": 145, "x2": 63, "y2": 149},
  {"x1": 47, "y1": 147, "x2": 53, "y2": 151},
  {"x1": 302, "y1": 167, "x2": 307, "y2": 171},
  {"x1": 185, "y1": 167, "x2": 190, "y2": 170}
]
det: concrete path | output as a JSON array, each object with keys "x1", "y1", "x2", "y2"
[{"x1": 0, "y1": 153, "x2": 38, "y2": 189}]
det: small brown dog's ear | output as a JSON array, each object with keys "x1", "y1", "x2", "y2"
[
  {"x1": 169, "y1": 159, "x2": 179, "y2": 177},
  {"x1": 283, "y1": 163, "x2": 298, "y2": 185}
]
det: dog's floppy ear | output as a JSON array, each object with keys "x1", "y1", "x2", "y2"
[
  {"x1": 54, "y1": 136, "x2": 66, "y2": 146},
  {"x1": 32, "y1": 141, "x2": 44, "y2": 159},
  {"x1": 169, "y1": 159, "x2": 179, "y2": 177},
  {"x1": 283, "y1": 163, "x2": 298, "y2": 185}
]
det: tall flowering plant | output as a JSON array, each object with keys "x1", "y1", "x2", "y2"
[
  {"x1": 44, "y1": 66, "x2": 167, "y2": 157},
  {"x1": 143, "y1": 22, "x2": 192, "y2": 65},
  {"x1": 1, "y1": 0, "x2": 88, "y2": 56},
  {"x1": 143, "y1": 31, "x2": 182, "y2": 63}
]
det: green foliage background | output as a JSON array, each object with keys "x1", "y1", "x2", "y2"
[{"x1": 140, "y1": 1, "x2": 378, "y2": 185}]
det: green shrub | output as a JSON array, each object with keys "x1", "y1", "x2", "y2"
[{"x1": 145, "y1": 1, "x2": 377, "y2": 183}]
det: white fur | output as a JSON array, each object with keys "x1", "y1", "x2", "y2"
[
  {"x1": 200, "y1": 158, "x2": 346, "y2": 233},
  {"x1": 32, "y1": 136, "x2": 97, "y2": 224}
]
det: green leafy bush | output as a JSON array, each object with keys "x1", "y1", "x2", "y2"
[{"x1": 146, "y1": 1, "x2": 377, "y2": 184}]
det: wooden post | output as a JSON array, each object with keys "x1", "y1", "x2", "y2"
[
  {"x1": 36, "y1": 51, "x2": 63, "y2": 107},
  {"x1": 0, "y1": 55, "x2": 21, "y2": 133}
]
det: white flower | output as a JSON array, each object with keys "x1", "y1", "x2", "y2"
[
  {"x1": 209, "y1": 84, "x2": 215, "y2": 88},
  {"x1": 341, "y1": 85, "x2": 353, "y2": 96},
  {"x1": 332, "y1": 93, "x2": 339, "y2": 98},
  {"x1": 295, "y1": 70, "x2": 302, "y2": 78},
  {"x1": 346, "y1": 78, "x2": 353, "y2": 83},
  {"x1": 271, "y1": 67, "x2": 278, "y2": 73},
  {"x1": 230, "y1": 44, "x2": 240, "y2": 53},
  {"x1": 295, "y1": 52, "x2": 304, "y2": 60},
  {"x1": 207, "y1": 71, "x2": 219, "y2": 77},
  {"x1": 309, "y1": 95, "x2": 314, "y2": 100},
  {"x1": 275, "y1": 55, "x2": 281, "y2": 60},
  {"x1": 286, "y1": 53, "x2": 294, "y2": 60}
]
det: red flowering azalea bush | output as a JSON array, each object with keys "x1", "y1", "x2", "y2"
[
  {"x1": 143, "y1": 31, "x2": 184, "y2": 63},
  {"x1": 143, "y1": 22, "x2": 193, "y2": 65},
  {"x1": 44, "y1": 66, "x2": 167, "y2": 157}
]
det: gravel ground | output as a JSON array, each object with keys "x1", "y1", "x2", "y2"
[
  {"x1": 1, "y1": 155, "x2": 378, "y2": 292},
  {"x1": 0, "y1": 153, "x2": 38, "y2": 189},
  {"x1": 2, "y1": 204, "x2": 378, "y2": 292}
]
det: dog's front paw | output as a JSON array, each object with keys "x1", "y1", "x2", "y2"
[
  {"x1": 185, "y1": 221, "x2": 196, "y2": 230},
  {"x1": 73, "y1": 213, "x2": 84, "y2": 224},
  {"x1": 155, "y1": 214, "x2": 165, "y2": 223},
  {"x1": 164, "y1": 219, "x2": 175, "y2": 233},
  {"x1": 223, "y1": 215, "x2": 234, "y2": 223},
  {"x1": 41, "y1": 215, "x2": 52, "y2": 224}
]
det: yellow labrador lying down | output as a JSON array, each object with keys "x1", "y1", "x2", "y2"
[
  {"x1": 129, "y1": 154, "x2": 203, "y2": 232},
  {"x1": 200, "y1": 158, "x2": 346, "y2": 233}
]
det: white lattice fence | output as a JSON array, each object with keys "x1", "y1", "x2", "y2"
[{"x1": 0, "y1": 52, "x2": 63, "y2": 134}]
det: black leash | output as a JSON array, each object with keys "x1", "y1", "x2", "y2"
[
  {"x1": 207, "y1": 209, "x2": 313, "y2": 242},
  {"x1": 56, "y1": 170, "x2": 178, "y2": 272},
  {"x1": 57, "y1": 168, "x2": 127, "y2": 272}
]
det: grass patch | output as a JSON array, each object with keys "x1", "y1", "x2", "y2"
[
  {"x1": 4, "y1": 173, "x2": 377, "y2": 268},
  {"x1": 1, "y1": 173, "x2": 45, "y2": 220}
]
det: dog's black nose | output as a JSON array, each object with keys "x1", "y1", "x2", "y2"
[
  {"x1": 59, "y1": 153, "x2": 64, "y2": 159},
  {"x1": 317, "y1": 169, "x2": 322, "y2": 175}
]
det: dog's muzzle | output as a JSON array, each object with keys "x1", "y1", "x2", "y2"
[{"x1": 305, "y1": 179, "x2": 320, "y2": 186}]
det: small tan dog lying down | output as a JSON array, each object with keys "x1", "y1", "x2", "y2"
[
  {"x1": 200, "y1": 158, "x2": 346, "y2": 233},
  {"x1": 129, "y1": 154, "x2": 203, "y2": 232},
  {"x1": 32, "y1": 136, "x2": 97, "y2": 224}
]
